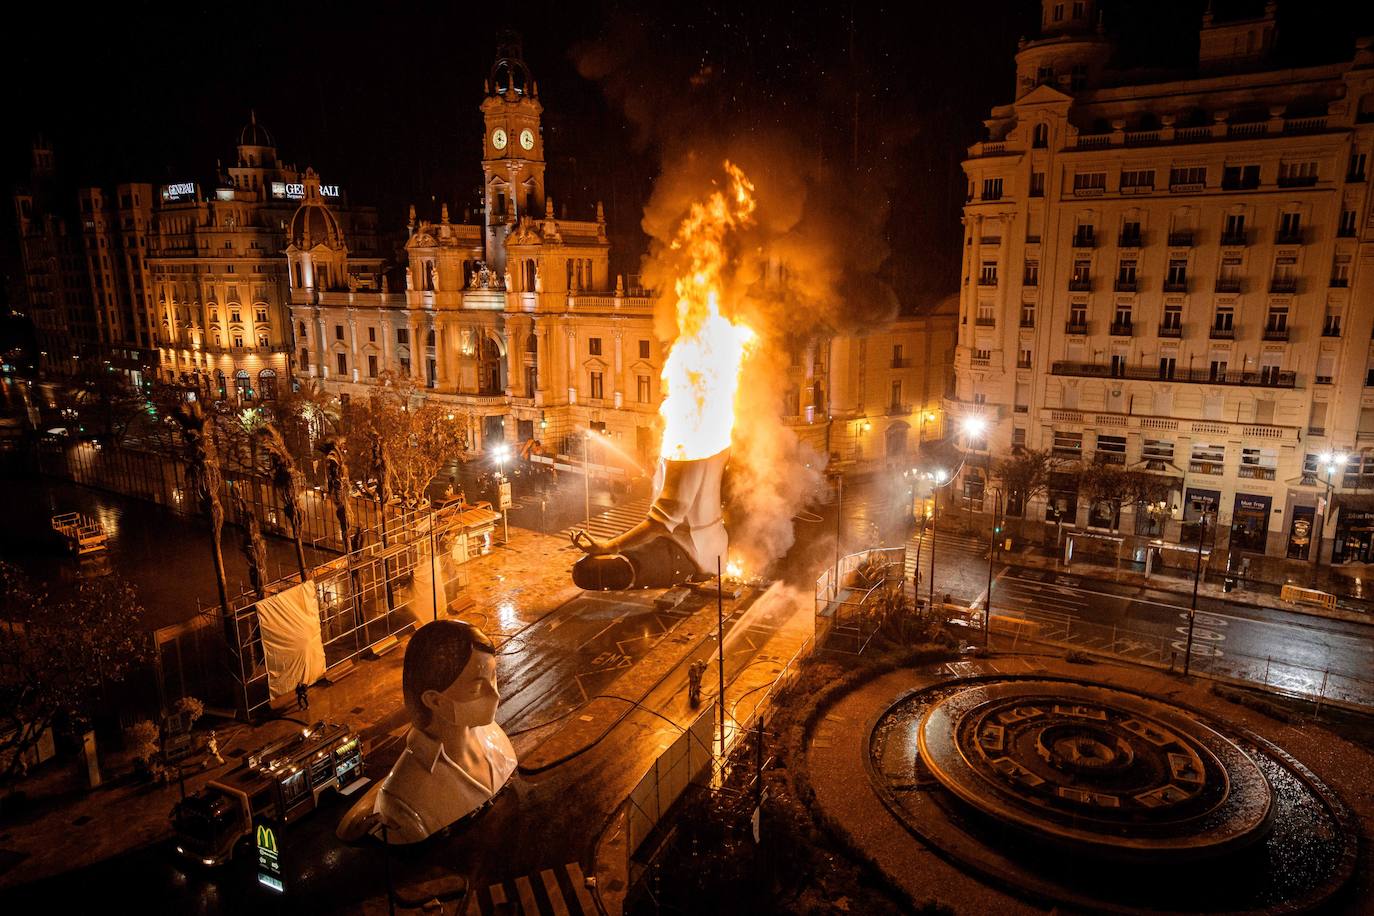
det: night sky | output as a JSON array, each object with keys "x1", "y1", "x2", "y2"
[{"x1": 5, "y1": 1, "x2": 1370, "y2": 311}]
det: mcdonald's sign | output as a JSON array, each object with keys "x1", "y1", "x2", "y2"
[{"x1": 256, "y1": 821, "x2": 284, "y2": 892}]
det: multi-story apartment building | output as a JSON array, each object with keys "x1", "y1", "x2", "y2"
[
  {"x1": 955, "y1": 1, "x2": 1374, "y2": 562},
  {"x1": 292, "y1": 43, "x2": 957, "y2": 472},
  {"x1": 13, "y1": 140, "x2": 98, "y2": 376}
]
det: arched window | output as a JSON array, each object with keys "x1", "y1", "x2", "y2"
[
  {"x1": 214, "y1": 370, "x2": 227, "y2": 400},
  {"x1": 235, "y1": 369, "x2": 253, "y2": 401},
  {"x1": 525, "y1": 333, "x2": 538, "y2": 353},
  {"x1": 1033, "y1": 123, "x2": 1049, "y2": 148},
  {"x1": 299, "y1": 320, "x2": 307, "y2": 338},
  {"x1": 258, "y1": 369, "x2": 277, "y2": 401}
]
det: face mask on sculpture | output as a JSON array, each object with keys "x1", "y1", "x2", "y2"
[{"x1": 423, "y1": 651, "x2": 499, "y2": 731}]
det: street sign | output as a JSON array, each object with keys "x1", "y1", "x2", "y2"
[
  {"x1": 498, "y1": 480, "x2": 512, "y2": 510},
  {"x1": 256, "y1": 821, "x2": 284, "y2": 892}
]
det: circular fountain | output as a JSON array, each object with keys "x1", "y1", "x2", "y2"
[{"x1": 866, "y1": 676, "x2": 1357, "y2": 913}]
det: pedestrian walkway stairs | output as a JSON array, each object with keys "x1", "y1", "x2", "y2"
[
  {"x1": 476, "y1": 861, "x2": 599, "y2": 915},
  {"x1": 558, "y1": 497, "x2": 652, "y2": 546}
]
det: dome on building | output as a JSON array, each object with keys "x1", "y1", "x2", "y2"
[
  {"x1": 239, "y1": 110, "x2": 275, "y2": 148},
  {"x1": 288, "y1": 170, "x2": 343, "y2": 249}
]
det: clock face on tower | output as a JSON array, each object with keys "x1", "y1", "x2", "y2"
[
  {"x1": 492, "y1": 129, "x2": 508, "y2": 150},
  {"x1": 519, "y1": 129, "x2": 535, "y2": 151}
]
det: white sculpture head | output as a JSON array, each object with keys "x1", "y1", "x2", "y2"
[{"x1": 403, "y1": 620, "x2": 500, "y2": 735}]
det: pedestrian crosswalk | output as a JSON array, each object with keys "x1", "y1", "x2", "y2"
[
  {"x1": 904, "y1": 528, "x2": 990, "y2": 602},
  {"x1": 559, "y1": 497, "x2": 652, "y2": 545},
  {"x1": 477, "y1": 861, "x2": 599, "y2": 915}
]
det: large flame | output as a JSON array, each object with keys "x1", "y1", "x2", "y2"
[{"x1": 659, "y1": 162, "x2": 758, "y2": 462}]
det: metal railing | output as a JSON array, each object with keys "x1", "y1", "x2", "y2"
[
  {"x1": 1050, "y1": 361, "x2": 1295, "y2": 388},
  {"x1": 815, "y1": 547, "x2": 907, "y2": 654},
  {"x1": 987, "y1": 608, "x2": 1374, "y2": 711}
]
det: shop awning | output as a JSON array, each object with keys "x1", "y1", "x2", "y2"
[{"x1": 1336, "y1": 494, "x2": 1374, "y2": 513}]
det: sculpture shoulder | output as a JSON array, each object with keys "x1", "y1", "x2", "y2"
[{"x1": 374, "y1": 776, "x2": 431, "y2": 844}]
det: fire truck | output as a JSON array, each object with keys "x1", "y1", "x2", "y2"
[{"x1": 171, "y1": 721, "x2": 365, "y2": 866}]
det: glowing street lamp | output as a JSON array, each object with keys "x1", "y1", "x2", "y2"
[
  {"x1": 1314, "y1": 451, "x2": 1350, "y2": 574},
  {"x1": 960, "y1": 415, "x2": 988, "y2": 440},
  {"x1": 493, "y1": 444, "x2": 512, "y2": 542}
]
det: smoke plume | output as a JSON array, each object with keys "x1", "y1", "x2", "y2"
[{"x1": 574, "y1": 12, "x2": 904, "y2": 572}]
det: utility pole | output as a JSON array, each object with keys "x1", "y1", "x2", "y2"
[
  {"x1": 928, "y1": 484, "x2": 939, "y2": 611},
  {"x1": 832, "y1": 472, "x2": 844, "y2": 601},
  {"x1": 717, "y1": 557, "x2": 726, "y2": 755},
  {"x1": 583, "y1": 431, "x2": 592, "y2": 530},
  {"x1": 985, "y1": 488, "x2": 1001, "y2": 647},
  {"x1": 1183, "y1": 510, "x2": 1208, "y2": 676}
]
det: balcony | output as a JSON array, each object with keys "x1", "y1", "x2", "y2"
[
  {"x1": 1019, "y1": 317, "x2": 1035, "y2": 328},
  {"x1": 1163, "y1": 280, "x2": 1189, "y2": 293},
  {"x1": 1050, "y1": 360, "x2": 1295, "y2": 388},
  {"x1": 1114, "y1": 278, "x2": 1138, "y2": 293},
  {"x1": 1025, "y1": 234, "x2": 1041, "y2": 244},
  {"x1": 1093, "y1": 451, "x2": 1127, "y2": 466},
  {"x1": 974, "y1": 316, "x2": 996, "y2": 327},
  {"x1": 1269, "y1": 278, "x2": 1298, "y2": 294},
  {"x1": 1215, "y1": 279, "x2": 1242, "y2": 293},
  {"x1": 1068, "y1": 279, "x2": 1092, "y2": 292},
  {"x1": 1209, "y1": 326, "x2": 1235, "y2": 339},
  {"x1": 1275, "y1": 230, "x2": 1305, "y2": 245},
  {"x1": 890, "y1": 357, "x2": 912, "y2": 368},
  {"x1": 1330, "y1": 277, "x2": 1349, "y2": 288},
  {"x1": 1157, "y1": 324, "x2": 1182, "y2": 338},
  {"x1": 1321, "y1": 325, "x2": 1341, "y2": 338},
  {"x1": 1189, "y1": 461, "x2": 1225, "y2": 475},
  {"x1": 977, "y1": 276, "x2": 999, "y2": 287},
  {"x1": 1072, "y1": 234, "x2": 1096, "y2": 249},
  {"x1": 1167, "y1": 231, "x2": 1194, "y2": 247},
  {"x1": 1262, "y1": 327, "x2": 1289, "y2": 342},
  {"x1": 1016, "y1": 359, "x2": 1032, "y2": 369},
  {"x1": 1118, "y1": 233, "x2": 1143, "y2": 248},
  {"x1": 1110, "y1": 321, "x2": 1134, "y2": 337},
  {"x1": 1349, "y1": 169, "x2": 1368, "y2": 183},
  {"x1": 886, "y1": 403, "x2": 912, "y2": 416},
  {"x1": 1065, "y1": 321, "x2": 1089, "y2": 335},
  {"x1": 1221, "y1": 179, "x2": 1261, "y2": 191},
  {"x1": 1277, "y1": 175, "x2": 1318, "y2": 188},
  {"x1": 1238, "y1": 465, "x2": 1277, "y2": 481},
  {"x1": 1220, "y1": 231, "x2": 1248, "y2": 246}
]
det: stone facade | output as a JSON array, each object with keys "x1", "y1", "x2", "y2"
[{"x1": 955, "y1": 0, "x2": 1374, "y2": 561}]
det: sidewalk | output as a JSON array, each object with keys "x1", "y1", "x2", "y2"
[
  {"x1": 1006, "y1": 542, "x2": 1373, "y2": 627},
  {"x1": 0, "y1": 527, "x2": 576, "y2": 893}
]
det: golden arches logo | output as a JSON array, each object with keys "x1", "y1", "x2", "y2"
[{"x1": 256, "y1": 824, "x2": 278, "y2": 854}]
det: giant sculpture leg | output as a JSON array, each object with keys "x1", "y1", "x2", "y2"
[{"x1": 572, "y1": 449, "x2": 729, "y2": 590}]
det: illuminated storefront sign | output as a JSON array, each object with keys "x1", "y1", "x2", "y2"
[
  {"x1": 271, "y1": 181, "x2": 341, "y2": 200},
  {"x1": 161, "y1": 182, "x2": 196, "y2": 202},
  {"x1": 255, "y1": 822, "x2": 284, "y2": 892}
]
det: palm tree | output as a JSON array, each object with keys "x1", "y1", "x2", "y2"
[
  {"x1": 256, "y1": 425, "x2": 309, "y2": 580},
  {"x1": 317, "y1": 434, "x2": 357, "y2": 553},
  {"x1": 231, "y1": 483, "x2": 269, "y2": 600},
  {"x1": 172, "y1": 400, "x2": 231, "y2": 619}
]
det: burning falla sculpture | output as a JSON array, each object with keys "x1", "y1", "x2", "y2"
[
  {"x1": 572, "y1": 450, "x2": 729, "y2": 590},
  {"x1": 573, "y1": 162, "x2": 758, "y2": 591}
]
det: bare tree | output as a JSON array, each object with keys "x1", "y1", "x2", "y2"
[
  {"x1": 1078, "y1": 459, "x2": 1134, "y2": 533},
  {"x1": 993, "y1": 448, "x2": 1062, "y2": 529},
  {"x1": 0, "y1": 564, "x2": 151, "y2": 787},
  {"x1": 256, "y1": 425, "x2": 310, "y2": 580},
  {"x1": 352, "y1": 373, "x2": 465, "y2": 511}
]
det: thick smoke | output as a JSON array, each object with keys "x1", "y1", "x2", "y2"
[{"x1": 574, "y1": 13, "x2": 904, "y2": 572}]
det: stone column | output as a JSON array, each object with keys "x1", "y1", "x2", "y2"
[
  {"x1": 315, "y1": 311, "x2": 329, "y2": 378},
  {"x1": 379, "y1": 308, "x2": 392, "y2": 373},
  {"x1": 347, "y1": 313, "x2": 359, "y2": 383},
  {"x1": 408, "y1": 316, "x2": 424, "y2": 382}
]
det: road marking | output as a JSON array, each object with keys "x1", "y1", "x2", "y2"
[
  {"x1": 515, "y1": 875, "x2": 540, "y2": 914},
  {"x1": 566, "y1": 862, "x2": 599, "y2": 913},
  {"x1": 541, "y1": 868, "x2": 571, "y2": 916}
]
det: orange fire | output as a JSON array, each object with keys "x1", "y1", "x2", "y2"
[{"x1": 659, "y1": 162, "x2": 758, "y2": 462}]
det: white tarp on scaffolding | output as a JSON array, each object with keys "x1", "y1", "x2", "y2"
[{"x1": 256, "y1": 581, "x2": 327, "y2": 698}]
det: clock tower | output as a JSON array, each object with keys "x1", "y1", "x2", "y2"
[{"x1": 481, "y1": 35, "x2": 545, "y2": 276}]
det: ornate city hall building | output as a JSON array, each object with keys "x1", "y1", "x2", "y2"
[
  {"x1": 954, "y1": 0, "x2": 1374, "y2": 561},
  {"x1": 292, "y1": 45, "x2": 956, "y2": 470}
]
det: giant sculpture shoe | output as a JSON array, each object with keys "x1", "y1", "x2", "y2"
[{"x1": 571, "y1": 449, "x2": 729, "y2": 590}]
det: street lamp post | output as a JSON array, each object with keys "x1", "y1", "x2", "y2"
[
  {"x1": 928, "y1": 468, "x2": 945, "y2": 610},
  {"x1": 1183, "y1": 506, "x2": 1214, "y2": 676},
  {"x1": 1314, "y1": 451, "x2": 1348, "y2": 580},
  {"x1": 583, "y1": 430, "x2": 595, "y2": 530},
  {"x1": 493, "y1": 444, "x2": 511, "y2": 543},
  {"x1": 984, "y1": 487, "x2": 1003, "y2": 647}
]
